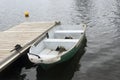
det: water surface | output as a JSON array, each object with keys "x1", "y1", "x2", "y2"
[{"x1": 0, "y1": 0, "x2": 120, "y2": 80}]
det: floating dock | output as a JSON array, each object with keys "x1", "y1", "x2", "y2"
[{"x1": 0, "y1": 21, "x2": 58, "y2": 72}]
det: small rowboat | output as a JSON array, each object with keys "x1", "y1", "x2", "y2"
[{"x1": 27, "y1": 22, "x2": 86, "y2": 69}]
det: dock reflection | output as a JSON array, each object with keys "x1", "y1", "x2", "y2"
[{"x1": 0, "y1": 37, "x2": 87, "y2": 80}]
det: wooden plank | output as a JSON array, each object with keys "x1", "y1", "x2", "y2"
[
  {"x1": 0, "y1": 32, "x2": 43, "y2": 49},
  {"x1": 5, "y1": 22, "x2": 55, "y2": 32},
  {"x1": 0, "y1": 50, "x2": 12, "y2": 62}
]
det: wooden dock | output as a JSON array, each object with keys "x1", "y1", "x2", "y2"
[{"x1": 0, "y1": 21, "x2": 58, "y2": 72}]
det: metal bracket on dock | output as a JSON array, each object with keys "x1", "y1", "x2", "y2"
[{"x1": 10, "y1": 44, "x2": 22, "y2": 52}]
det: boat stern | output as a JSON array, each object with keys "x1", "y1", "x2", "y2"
[{"x1": 27, "y1": 53, "x2": 61, "y2": 64}]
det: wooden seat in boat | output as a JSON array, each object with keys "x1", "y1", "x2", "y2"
[
  {"x1": 54, "y1": 30, "x2": 83, "y2": 39},
  {"x1": 44, "y1": 39, "x2": 79, "y2": 42},
  {"x1": 43, "y1": 39, "x2": 79, "y2": 50},
  {"x1": 54, "y1": 30, "x2": 84, "y2": 33}
]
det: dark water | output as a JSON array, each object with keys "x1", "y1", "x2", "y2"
[{"x1": 0, "y1": 0, "x2": 120, "y2": 80}]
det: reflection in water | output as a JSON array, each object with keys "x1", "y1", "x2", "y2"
[
  {"x1": 74, "y1": 0, "x2": 90, "y2": 24},
  {"x1": 36, "y1": 37, "x2": 87, "y2": 80},
  {"x1": 0, "y1": 37, "x2": 87, "y2": 80},
  {"x1": 0, "y1": 50, "x2": 35, "y2": 80},
  {"x1": 72, "y1": 0, "x2": 120, "y2": 80},
  {"x1": 21, "y1": 67, "x2": 37, "y2": 80}
]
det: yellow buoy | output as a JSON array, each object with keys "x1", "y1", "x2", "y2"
[{"x1": 24, "y1": 11, "x2": 29, "y2": 17}]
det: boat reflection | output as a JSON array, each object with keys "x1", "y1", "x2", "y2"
[{"x1": 36, "y1": 37, "x2": 87, "y2": 80}]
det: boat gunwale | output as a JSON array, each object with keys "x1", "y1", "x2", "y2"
[{"x1": 28, "y1": 23, "x2": 87, "y2": 64}]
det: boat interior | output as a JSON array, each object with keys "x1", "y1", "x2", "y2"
[{"x1": 29, "y1": 25, "x2": 84, "y2": 59}]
